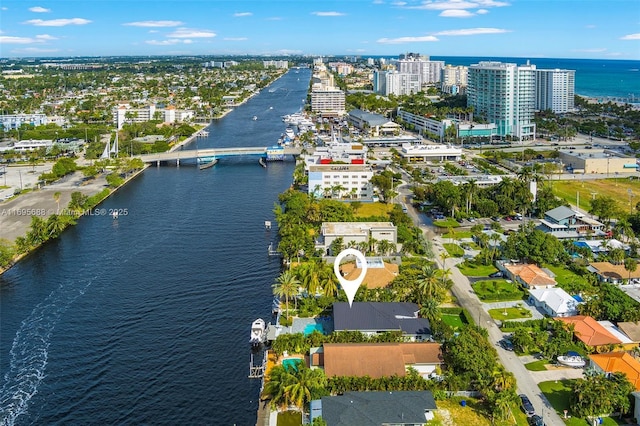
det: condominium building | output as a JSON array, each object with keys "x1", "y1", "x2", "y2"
[
  {"x1": 262, "y1": 60, "x2": 288, "y2": 69},
  {"x1": 112, "y1": 104, "x2": 194, "y2": 129},
  {"x1": 467, "y1": 61, "x2": 537, "y2": 140},
  {"x1": 0, "y1": 113, "x2": 47, "y2": 130},
  {"x1": 395, "y1": 56, "x2": 445, "y2": 84},
  {"x1": 536, "y1": 69, "x2": 575, "y2": 113},
  {"x1": 307, "y1": 163, "x2": 374, "y2": 200},
  {"x1": 441, "y1": 65, "x2": 468, "y2": 94},
  {"x1": 373, "y1": 70, "x2": 421, "y2": 96},
  {"x1": 310, "y1": 89, "x2": 346, "y2": 116}
]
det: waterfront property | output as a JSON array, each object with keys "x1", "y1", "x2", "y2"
[
  {"x1": 339, "y1": 257, "x2": 399, "y2": 289},
  {"x1": 310, "y1": 390, "x2": 437, "y2": 425},
  {"x1": 307, "y1": 163, "x2": 374, "y2": 200},
  {"x1": 311, "y1": 342, "x2": 443, "y2": 379},
  {"x1": 332, "y1": 302, "x2": 431, "y2": 341},
  {"x1": 319, "y1": 222, "x2": 397, "y2": 256},
  {"x1": 346, "y1": 109, "x2": 401, "y2": 137}
]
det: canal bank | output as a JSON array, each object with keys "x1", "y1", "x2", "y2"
[{"x1": 0, "y1": 67, "x2": 311, "y2": 425}]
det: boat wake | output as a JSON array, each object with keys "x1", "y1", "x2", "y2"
[{"x1": 0, "y1": 277, "x2": 95, "y2": 426}]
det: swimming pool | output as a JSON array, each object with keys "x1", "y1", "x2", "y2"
[
  {"x1": 303, "y1": 322, "x2": 325, "y2": 336},
  {"x1": 282, "y1": 358, "x2": 302, "y2": 371}
]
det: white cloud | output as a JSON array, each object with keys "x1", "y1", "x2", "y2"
[
  {"x1": 224, "y1": 37, "x2": 248, "y2": 41},
  {"x1": 233, "y1": 12, "x2": 252, "y2": 17},
  {"x1": 166, "y1": 28, "x2": 216, "y2": 38},
  {"x1": 266, "y1": 17, "x2": 283, "y2": 21},
  {"x1": 434, "y1": 27, "x2": 510, "y2": 35},
  {"x1": 0, "y1": 34, "x2": 57, "y2": 44},
  {"x1": 585, "y1": 24, "x2": 596, "y2": 29},
  {"x1": 145, "y1": 39, "x2": 193, "y2": 46},
  {"x1": 391, "y1": 1, "x2": 407, "y2": 5},
  {"x1": 123, "y1": 20, "x2": 183, "y2": 27},
  {"x1": 311, "y1": 11, "x2": 346, "y2": 17},
  {"x1": 11, "y1": 47, "x2": 60, "y2": 54},
  {"x1": 29, "y1": 6, "x2": 51, "y2": 13},
  {"x1": 377, "y1": 35, "x2": 439, "y2": 44},
  {"x1": 621, "y1": 33, "x2": 640, "y2": 40},
  {"x1": 411, "y1": 0, "x2": 508, "y2": 10},
  {"x1": 24, "y1": 18, "x2": 91, "y2": 26},
  {"x1": 1, "y1": 7, "x2": 8, "y2": 11},
  {"x1": 440, "y1": 9, "x2": 474, "y2": 17},
  {"x1": 476, "y1": 8, "x2": 489, "y2": 14}
]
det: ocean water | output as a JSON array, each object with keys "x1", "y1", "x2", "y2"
[{"x1": 432, "y1": 56, "x2": 640, "y2": 101}]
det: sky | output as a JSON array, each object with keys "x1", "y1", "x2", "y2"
[{"x1": 0, "y1": 0, "x2": 639, "y2": 60}]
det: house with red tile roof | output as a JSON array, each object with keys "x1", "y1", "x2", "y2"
[
  {"x1": 557, "y1": 315, "x2": 622, "y2": 348},
  {"x1": 503, "y1": 263, "x2": 557, "y2": 289},
  {"x1": 589, "y1": 352, "x2": 640, "y2": 391}
]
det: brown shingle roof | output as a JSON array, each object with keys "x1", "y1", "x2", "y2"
[
  {"x1": 322, "y1": 342, "x2": 442, "y2": 378},
  {"x1": 589, "y1": 262, "x2": 640, "y2": 280},
  {"x1": 617, "y1": 322, "x2": 640, "y2": 342},
  {"x1": 557, "y1": 315, "x2": 622, "y2": 346}
]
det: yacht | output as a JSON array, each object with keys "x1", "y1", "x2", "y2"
[
  {"x1": 285, "y1": 127, "x2": 295, "y2": 140},
  {"x1": 557, "y1": 354, "x2": 585, "y2": 368},
  {"x1": 250, "y1": 318, "x2": 266, "y2": 346}
]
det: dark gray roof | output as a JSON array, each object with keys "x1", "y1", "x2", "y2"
[
  {"x1": 348, "y1": 109, "x2": 391, "y2": 127},
  {"x1": 319, "y1": 391, "x2": 437, "y2": 425},
  {"x1": 333, "y1": 302, "x2": 431, "y2": 335},
  {"x1": 545, "y1": 205, "x2": 576, "y2": 222}
]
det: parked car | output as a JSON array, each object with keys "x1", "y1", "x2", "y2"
[
  {"x1": 500, "y1": 338, "x2": 514, "y2": 351},
  {"x1": 519, "y1": 394, "x2": 535, "y2": 416},
  {"x1": 489, "y1": 271, "x2": 504, "y2": 278},
  {"x1": 528, "y1": 414, "x2": 545, "y2": 426}
]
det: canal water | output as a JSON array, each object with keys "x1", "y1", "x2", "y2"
[{"x1": 0, "y1": 67, "x2": 311, "y2": 425}]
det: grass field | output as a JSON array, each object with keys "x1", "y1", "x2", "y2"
[
  {"x1": 433, "y1": 218, "x2": 460, "y2": 228},
  {"x1": 353, "y1": 202, "x2": 394, "y2": 218},
  {"x1": 442, "y1": 230, "x2": 473, "y2": 240},
  {"x1": 472, "y1": 279, "x2": 525, "y2": 302},
  {"x1": 544, "y1": 264, "x2": 590, "y2": 288},
  {"x1": 488, "y1": 306, "x2": 532, "y2": 320},
  {"x1": 551, "y1": 178, "x2": 640, "y2": 214},
  {"x1": 457, "y1": 261, "x2": 499, "y2": 277},
  {"x1": 441, "y1": 312, "x2": 466, "y2": 328},
  {"x1": 276, "y1": 410, "x2": 302, "y2": 426}
]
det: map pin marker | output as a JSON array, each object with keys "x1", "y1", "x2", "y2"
[{"x1": 333, "y1": 248, "x2": 368, "y2": 307}]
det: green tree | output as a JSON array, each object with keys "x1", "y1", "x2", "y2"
[
  {"x1": 273, "y1": 270, "x2": 301, "y2": 318},
  {"x1": 624, "y1": 257, "x2": 638, "y2": 282}
]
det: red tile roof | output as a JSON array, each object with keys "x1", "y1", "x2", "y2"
[{"x1": 557, "y1": 315, "x2": 622, "y2": 346}]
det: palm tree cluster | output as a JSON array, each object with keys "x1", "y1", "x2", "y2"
[
  {"x1": 15, "y1": 214, "x2": 76, "y2": 254},
  {"x1": 263, "y1": 361, "x2": 327, "y2": 412}
]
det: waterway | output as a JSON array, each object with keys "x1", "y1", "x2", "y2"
[{"x1": 0, "y1": 67, "x2": 311, "y2": 425}]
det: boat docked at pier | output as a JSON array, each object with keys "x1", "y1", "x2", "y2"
[{"x1": 250, "y1": 318, "x2": 266, "y2": 346}]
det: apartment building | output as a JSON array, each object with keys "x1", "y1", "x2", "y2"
[{"x1": 536, "y1": 69, "x2": 575, "y2": 113}]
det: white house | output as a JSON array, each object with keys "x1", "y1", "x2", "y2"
[{"x1": 528, "y1": 287, "x2": 579, "y2": 317}]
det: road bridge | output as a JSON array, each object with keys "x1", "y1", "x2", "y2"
[{"x1": 138, "y1": 146, "x2": 303, "y2": 165}]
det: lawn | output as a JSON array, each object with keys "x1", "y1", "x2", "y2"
[
  {"x1": 551, "y1": 178, "x2": 640, "y2": 214},
  {"x1": 354, "y1": 202, "x2": 394, "y2": 218},
  {"x1": 524, "y1": 359, "x2": 550, "y2": 371},
  {"x1": 277, "y1": 410, "x2": 302, "y2": 426},
  {"x1": 441, "y1": 313, "x2": 465, "y2": 329},
  {"x1": 538, "y1": 380, "x2": 627, "y2": 426},
  {"x1": 443, "y1": 243, "x2": 465, "y2": 257},
  {"x1": 430, "y1": 397, "x2": 530, "y2": 426},
  {"x1": 457, "y1": 261, "x2": 499, "y2": 277},
  {"x1": 544, "y1": 264, "x2": 590, "y2": 288},
  {"x1": 472, "y1": 279, "x2": 525, "y2": 302},
  {"x1": 488, "y1": 306, "x2": 532, "y2": 320},
  {"x1": 433, "y1": 218, "x2": 460, "y2": 228},
  {"x1": 442, "y1": 230, "x2": 473, "y2": 240}
]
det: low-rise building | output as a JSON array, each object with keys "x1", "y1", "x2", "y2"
[
  {"x1": 311, "y1": 391, "x2": 437, "y2": 425},
  {"x1": 339, "y1": 258, "x2": 399, "y2": 288},
  {"x1": 399, "y1": 143, "x2": 462, "y2": 163},
  {"x1": 347, "y1": 109, "x2": 401, "y2": 137},
  {"x1": 538, "y1": 205, "x2": 606, "y2": 239},
  {"x1": 559, "y1": 149, "x2": 636, "y2": 174},
  {"x1": 557, "y1": 315, "x2": 625, "y2": 349},
  {"x1": 589, "y1": 352, "x2": 640, "y2": 390},
  {"x1": 502, "y1": 263, "x2": 557, "y2": 289},
  {"x1": 587, "y1": 261, "x2": 640, "y2": 284},
  {"x1": 319, "y1": 222, "x2": 397, "y2": 255},
  {"x1": 528, "y1": 287, "x2": 580, "y2": 317},
  {"x1": 307, "y1": 163, "x2": 374, "y2": 200},
  {"x1": 313, "y1": 342, "x2": 442, "y2": 379},
  {"x1": 333, "y1": 302, "x2": 431, "y2": 341}
]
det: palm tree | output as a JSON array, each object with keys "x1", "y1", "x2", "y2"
[
  {"x1": 298, "y1": 261, "x2": 322, "y2": 296},
  {"x1": 419, "y1": 298, "x2": 440, "y2": 322},
  {"x1": 624, "y1": 257, "x2": 637, "y2": 282},
  {"x1": 284, "y1": 364, "x2": 327, "y2": 411},
  {"x1": 53, "y1": 191, "x2": 61, "y2": 213},
  {"x1": 416, "y1": 264, "x2": 443, "y2": 304},
  {"x1": 272, "y1": 270, "x2": 300, "y2": 318},
  {"x1": 377, "y1": 239, "x2": 394, "y2": 256},
  {"x1": 320, "y1": 263, "x2": 339, "y2": 298}
]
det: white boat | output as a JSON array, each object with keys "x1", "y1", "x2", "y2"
[
  {"x1": 557, "y1": 355, "x2": 585, "y2": 368},
  {"x1": 252, "y1": 116, "x2": 257, "y2": 121},
  {"x1": 250, "y1": 318, "x2": 266, "y2": 346},
  {"x1": 285, "y1": 127, "x2": 295, "y2": 140}
]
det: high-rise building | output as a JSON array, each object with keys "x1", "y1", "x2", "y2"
[
  {"x1": 441, "y1": 65, "x2": 468, "y2": 94},
  {"x1": 373, "y1": 70, "x2": 421, "y2": 96},
  {"x1": 467, "y1": 61, "x2": 537, "y2": 140},
  {"x1": 536, "y1": 69, "x2": 575, "y2": 113},
  {"x1": 395, "y1": 57, "x2": 445, "y2": 84}
]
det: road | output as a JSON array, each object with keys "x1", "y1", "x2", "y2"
[{"x1": 397, "y1": 184, "x2": 567, "y2": 426}]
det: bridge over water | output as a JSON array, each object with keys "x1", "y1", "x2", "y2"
[{"x1": 138, "y1": 146, "x2": 303, "y2": 165}]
